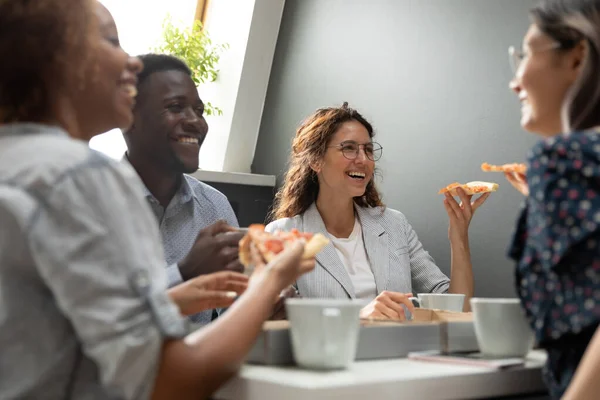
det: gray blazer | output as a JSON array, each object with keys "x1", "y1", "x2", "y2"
[{"x1": 265, "y1": 203, "x2": 450, "y2": 299}]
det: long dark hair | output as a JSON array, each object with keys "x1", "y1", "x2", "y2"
[
  {"x1": 271, "y1": 103, "x2": 384, "y2": 220},
  {"x1": 531, "y1": 0, "x2": 600, "y2": 131}
]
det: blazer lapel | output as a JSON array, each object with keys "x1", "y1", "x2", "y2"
[
  {"x1": 302, "y1": 204, "x2": 356, "y2": 298},
  {"x1": 356, "y1": 206, "x2": 389, "y2": 294}
]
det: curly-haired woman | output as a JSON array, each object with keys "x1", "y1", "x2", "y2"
[{"x1": 266, "y1": 102, "x2": 490, "y2": 320}]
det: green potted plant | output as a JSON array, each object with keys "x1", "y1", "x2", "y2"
[{"x1": 154, "y1": 15, "x2": 228, "y2": 116}]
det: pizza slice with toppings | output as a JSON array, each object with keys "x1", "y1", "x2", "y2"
[
  {"x1": 481, "y1": 162, "x2": 527, "y2": 174},
  {"x1": 239, "y1": 224, "x2": 330, "y2": 267},
  {"x1": 438, "y1": 181, "x2": 499, "y2": 196}
]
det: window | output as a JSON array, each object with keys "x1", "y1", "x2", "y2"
[
  {"x1": 90, "y1": 0, "x2": 198, "y2": 159},
  {"x1": 91, "y1": 0, "x2": 284, "y2": 174}
]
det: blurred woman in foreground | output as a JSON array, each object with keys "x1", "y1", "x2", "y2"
[{"x1": 505, "y1": 0, "x2": 600, "y2": 398}]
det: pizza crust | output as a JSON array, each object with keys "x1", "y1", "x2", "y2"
[
  {"x1": 439, "y1": 181, "x2": 499, "y2": 196},
  {"x1": 303, "y1": 233, "x2": 329, "y2": 258},
  {"x1": 238, "y1": 233, "x2": 252, "y2": 267},
  {"x1": 481, "y1": 162, "x2": 526, "y2": 174}
]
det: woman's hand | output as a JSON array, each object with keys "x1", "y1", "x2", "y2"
[
  {"x1": 168, "y1": 271, "x2": 248, "y2": 316},
  {"x1": 269, "y1": 286, "x2": 300, "y2": 320},
  {"x1": 504, "y1": 171, "x2": 529, "y2": 196},
  {"x1": 359, "y1": 291, "x2": 415, "y2": 321},
  {"x1": 443, "y1": 188, "x2": 490, "y2": 244},
  {"x1": 248, "y1": 240, "x2": 315, "y2": 293}
]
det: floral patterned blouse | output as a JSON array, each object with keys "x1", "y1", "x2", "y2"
[{"x1": 509, "y1": 131, "x2": 600, "y2": 397}]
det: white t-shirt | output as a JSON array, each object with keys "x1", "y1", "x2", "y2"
[{"x1": 329, "y1": 219, "x2": 377, "y2": 301}]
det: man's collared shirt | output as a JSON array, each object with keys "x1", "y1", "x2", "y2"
[{"x1": 128, "y1": 161, "x2": 239, "y2": 325}]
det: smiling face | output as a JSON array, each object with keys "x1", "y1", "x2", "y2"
[
  {"x1": 509, "y1": 24, "x2": 581, "y2": 137},
  {"x1": 314, "y1": 120, "x2": 375, "y2": 200},
  {"x1": 74, "y1": 3, "x2": 141, "y2": 138},
  {"x1": 129, "y1": 69, "x2": 208, "y2": 173}
]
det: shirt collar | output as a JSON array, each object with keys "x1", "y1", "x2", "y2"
[{"x1": 121, "y1": 152, "x2": 195, "y2": 206}]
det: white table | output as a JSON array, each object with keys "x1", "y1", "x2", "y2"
[{"x1": 215, "y1": 350, "x2": 548, "y2": 400}]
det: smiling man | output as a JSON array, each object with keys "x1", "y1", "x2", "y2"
[{"x1": 123, "y1": 54, "x2": 244, "y2": 325}]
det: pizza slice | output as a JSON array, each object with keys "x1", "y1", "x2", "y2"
[
  {"x1": 238, "y1": 224, "x2": 330, "y2": 267},
  {"x1": 438, "y1": 181, "x2": 499, "y2": 196},
  {"x1": 481, "y1": 162, "x2": 526, "y2": 174}
]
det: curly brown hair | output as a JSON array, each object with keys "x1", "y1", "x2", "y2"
[
  {"x1": 0, "y1": 0, "x2": 95, "y2": 123},
  {"x1": 271, "y1": 102, "x2": 384, "y2": 220}
]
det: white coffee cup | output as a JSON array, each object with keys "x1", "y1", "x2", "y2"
[
  {"x1": 410, "y1": 293, "x2": 465, "y2": 312},
  {"x1": 285, "y1": 298, "x2": 363, "y2": 370},
  {"x1": 470, "y1": 298, "x2": 535, "y2": 358}
]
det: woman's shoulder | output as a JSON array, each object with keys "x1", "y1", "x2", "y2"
[
  {"x1": 527, "y1": 130, "x2": 600, "y2": 181},
  {"x1": 265, "y1": 214, "x2": 303, "y2": 232},
  {"x1": 358, "y1": 205, "x2": 409, "y2": 226},
  {"x1": 529, "y1": 131, "x2": 600, "y2": 162}
]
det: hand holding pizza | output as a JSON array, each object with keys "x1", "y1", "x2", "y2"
[
  {"x1": 504, "y1": 171, "x2": 529, "y2": 196},
  {"x1": 481, "y1": 162, "x2": 529, "y2": 196},
  {"x1": 248, "y1": 240, "x2": 316, "y2": 292},
  {"x1": 443, "y1": 187, "x2": 490, "y2": 244},
  {"x1": 238, "y1": 225, "x2": 327, "y2": 291},
  {"x1": 178, "y1": 220, "x2": 245, "y2": 281}
]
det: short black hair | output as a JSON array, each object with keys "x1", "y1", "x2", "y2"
[{"x1": 136, "y1": 53, "x2": 192, "y2": 87}]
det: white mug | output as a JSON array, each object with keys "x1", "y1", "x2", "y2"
[
  {"x1": 285, "y1": 298, "x2": 363, "y2": 370},
  {"x1": 410, "y1": 293, "x2": 465, "y2": 312},
  {"x1": 470, "y1": 298, "x2": 535, "y2": 358}
]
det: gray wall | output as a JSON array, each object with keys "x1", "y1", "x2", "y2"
[{"x1": 253, "y1": 0, "x2": 538, "y2": 298}]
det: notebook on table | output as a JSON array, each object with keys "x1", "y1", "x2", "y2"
[{"x1": 407, "y1": 350, "x2": 526, "y2": 369}]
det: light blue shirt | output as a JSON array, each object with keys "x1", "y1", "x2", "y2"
[
  {"x1": 138, "y1": 171, "x2": 239, "y2": 324},
  {"x1": 0, "y1": 124, "x2": 186, "y2": 399}
]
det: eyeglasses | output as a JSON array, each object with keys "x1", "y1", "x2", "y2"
[
  {"x1": 508, "y1": 42, "x2": 561, "y2": 73},
  {"x1": 328, "y1": 141, "x2": 383, "y2": 161}
]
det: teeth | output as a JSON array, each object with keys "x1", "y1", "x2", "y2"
[
  {"x1": 176, "y1": 137, "x2": 199, "y2": 144},
  {"x1": 347, "y1": 172, "x2": 366, "y2": 178},
  {"x1": 122, "y1": 84, "x2": 137, "y2": 98}
]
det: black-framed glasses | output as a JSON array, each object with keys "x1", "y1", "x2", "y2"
[
  {"x1": 508, "y1": 42, "x2": 561, "y2": 73},
  {"x1": 328, "y1": 141, "x2": 383, "y2": 161}
]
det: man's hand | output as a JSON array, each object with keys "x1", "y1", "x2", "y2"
[
  {"x1": 178, "y1": 220, "x2": 245, "y2": 281},
  {"x1": 168, "y1": 271, "x2": 248, "y2": 316}
]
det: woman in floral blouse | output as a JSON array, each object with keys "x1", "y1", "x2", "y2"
[{"x1": 505, "y1": 0, "x2": 600, "y2": 398}]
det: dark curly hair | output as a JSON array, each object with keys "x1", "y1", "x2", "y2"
[
  {"x1": 0, "y1": 0, "x2": 95, "y2": 123},
  {"x1": 271, "y1": 102, "x2": 384, "y2": 220}
]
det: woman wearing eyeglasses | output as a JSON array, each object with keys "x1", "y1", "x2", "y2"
[
  {"x1": 503, "y1": 0, "x2": 600, "y2": 398},
  {"x1": 265, "y1": 102, "x2": 489, "y2": 319}
]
